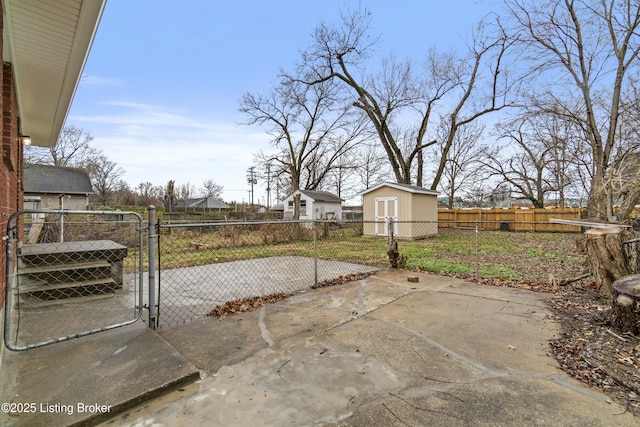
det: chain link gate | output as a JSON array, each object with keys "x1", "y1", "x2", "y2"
[{"x1": 4, "y1": 209, "x2": 146, "y2": 351}]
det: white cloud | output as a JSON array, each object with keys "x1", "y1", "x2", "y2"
[
  {"x1": 78, "y1": 74, "x2": 122, "y2": 87},
  {"x1": 69, "y1": 102, "x2": 269, "y2": 201}
]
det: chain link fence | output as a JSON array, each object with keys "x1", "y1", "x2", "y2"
[
  {"x1": 155, "y1": 220, "x2": 380, "y2": 326},
  {"x1": 5, "y1": 210, "x2": 632, "y2": 346},
  {"x1": 153, "y1": 218, "x2": 591, "y2": 326},
  {"x1": 4, "y1": 210, "x2": 144, "y2": 350}
]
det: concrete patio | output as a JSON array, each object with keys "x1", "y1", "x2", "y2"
[{"x1": 1, "y1": 269, "x2": 636, "y2": 426}]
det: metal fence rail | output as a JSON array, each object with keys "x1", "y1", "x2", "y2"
[{"x1": 4, "y1": 210, "x2": 145, "y2": 350}]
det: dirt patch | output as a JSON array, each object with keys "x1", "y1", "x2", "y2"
[{"x1": 548, "y1": 284, "x2": 640, "y2": 416}]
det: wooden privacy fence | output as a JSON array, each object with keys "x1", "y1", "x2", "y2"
[{"x1": 438, "y1": 208, "x2": 584, "y2": 232}]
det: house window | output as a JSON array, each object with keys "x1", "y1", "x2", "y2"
[
  {"x1": 288, "y1": 201, "x2": 294, "y2": 209},
  {"x1": 300, "y1": 200, "x2": 307, "y2": 208}
]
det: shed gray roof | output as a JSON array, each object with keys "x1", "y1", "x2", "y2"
[
  {"x1": 298, "y1": 190, "x2": 344, "y2": 203},
  {"x1": 360, "y1": 182, "x2": 440, "y2": 196},
  {"x1": 24, "y1": 164, "x2": 93, "y2": 194},
  {"x1": 175, "y1": 197, "x2": 230, "y2": 209}
]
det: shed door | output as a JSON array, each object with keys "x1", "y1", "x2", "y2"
[{"x1": 374, "y1": 197, "x2": 398, "y2": 236}]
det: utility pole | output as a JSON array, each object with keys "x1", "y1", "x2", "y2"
[
  {"x1": 246, "y1": 166, "x2": 257, "y2": 207},
  {"x1": 265, "y1": 161, "x2": 272, "y2": 211}
]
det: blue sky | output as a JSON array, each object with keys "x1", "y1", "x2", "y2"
[{"x1": 68, "y1": 0, "x2": 497, "y2": 204}]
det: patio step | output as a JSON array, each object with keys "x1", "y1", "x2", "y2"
[
  {"x1": 19, "y1": 260, "x2": 112, "y2": 285},
  {"x1": 16, "y1": 240, "x2": 128, "y2": 304},
  {"x1": 18, "y1": 292, "x2": 116, "y2": 308},
  {"x1": 19, "y1": 277, "x2": 118, "y2": 295},
  {"x1": 18, "y1": 240, "x2": 128, "y2": 269}
]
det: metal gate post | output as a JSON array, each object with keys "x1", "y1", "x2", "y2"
[
  {"x1": 3, "y1": 215, "x2": 16, "y2": 348},
  {"x1": 148, "y1": 205, "x2": 157, "y2": 329},
  {"x1": 313, "y1": 221, "x2": 318, "y2": 286}
]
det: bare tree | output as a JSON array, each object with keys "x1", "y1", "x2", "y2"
[
  {"x1": 482, "y1": 115, "x2": 558, "y2": 208},
  {"x1": 24, "y1": 125, "x2": 98, "y2": 168},
  {"x1": 612, "y1": 77, "x2": 640, "y2": 219},
  {"x1": 430, "y1": 119, "x2": 485, "y2": 209},
  {"x1": 176, "y1": 182, "x2": 196, "y2": 200},
  {"x1": 353, "y1": 143, "x2": 390, "y2": 190},
  {"x1": 200, "y1": 179, "x2": 224, "y2": 199},
  {"x1": 296, "y1": 7, "x2": 514, "y2": 188},
  {"x1": 86, "y1": 154, "x2": 125, "y2": 206},
  {"x1": 111, "y1": 181, "x2": 136, "y2": 206},
  {"x1": 164, "y1": 180, "x2": 176, "y2": 212},
  {"x1": 609, "y1": 124, "x2": 640, "y2": 219},
  {"x1": 137, "y1": 182, "x2": 163, "y2": 207},
  {"x1": 465, "y1": 183, "x2": 494, "y2": 208},
  {"x1": 507, "y1": 0, "x2": 640, "y2": 220},
  {"x1": 427, "y1": 23, "x2": 515, "y2": 191},
  {"x1": 241, "y1": 77, "x2": 365, "y2": 219},
  {"x1": 24, "y1": 125, "x2": 128, "y2": 207},
  {"x1": 296, "y1": 11, "x2": 427, "y2": 185},
  {"x1": 529, "y1": 109, "x2": 587, "y2": 207},
  {"x1": 323, "y1": 150, "x2": 359, "y2": 200}
]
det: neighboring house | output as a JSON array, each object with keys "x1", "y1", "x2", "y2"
[
  {"x1": 361, "y1": 182, "x2": 440, "y2": 239},
  {"x1": 24, "y1": 164, "x2": 93, "y2": 210},
  {"x1": 0, "y1": 1, "x2": 105, "y2": 307},
  {"x1": 175, "y1": 197, "x2": 230, "y2": 212},
  {"x1": 283, "y1": 190, "x2": 343, "y2": 220}
]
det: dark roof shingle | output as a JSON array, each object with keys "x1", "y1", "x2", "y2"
[
  {"x1": 175, "y1": 197, "x2": 230, "y2": 209},
  {"x1": 298, "y1": 190, "x2": 343, "y2": 203},
  {"x1": 24, "y1": 164, "x2": 93, "y2": 194}
]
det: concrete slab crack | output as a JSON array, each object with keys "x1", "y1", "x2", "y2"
[
  {"x1": 355, "y1": 280, "x2": 367, "y2": 316},
  {"x1": 393, "y1": 322, "x2": 496, "y2": 375},
  {"x1": 258, "y1": 306, "x2": 274, "y2": 347}
]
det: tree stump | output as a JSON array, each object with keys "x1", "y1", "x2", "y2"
[
  {"x1": 585, "y1": 226, "x2": 631, "y2": 298},
  {"x1": 612, "y1": 274, "x2": 640, "y2": 335},
  {"x1": 387, "y1": 240, "x2": 407, "y2": 269}
]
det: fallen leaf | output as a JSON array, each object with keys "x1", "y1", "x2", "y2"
[{"x1": 617, "y1": 356, "x2": 635, "y2": 366}]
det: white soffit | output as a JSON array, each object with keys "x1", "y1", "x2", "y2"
[{"x1": 3, "y1": 0, "x2": 106, "y2": 147}]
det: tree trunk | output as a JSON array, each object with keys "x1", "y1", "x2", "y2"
[
  {"x1": 387, "y1": 240, "x2": 407, "y2": 269},
  {"x1": 585, "y1": 226, "x2": 631, "y2": 298},
  {"x1": 293, "y1": 193, "x2": 301, "y2": 220},
  {"x1": 612, "y1": 274, "x2": 640, "y2": 335},
  {"x1": 616, "y1": 186, "x2": 640, "y2": 223},
  {"x1": 587, "y1": 175, "x2": 610, "y2": 221}
]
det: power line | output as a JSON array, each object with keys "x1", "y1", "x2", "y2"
[{"x1": 246, "y1": 166, "x2": 257, "y2": 206}]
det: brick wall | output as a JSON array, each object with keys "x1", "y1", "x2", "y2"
[{"x1": 0, "y1": 1, "x2": 23, "y2": 307}]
